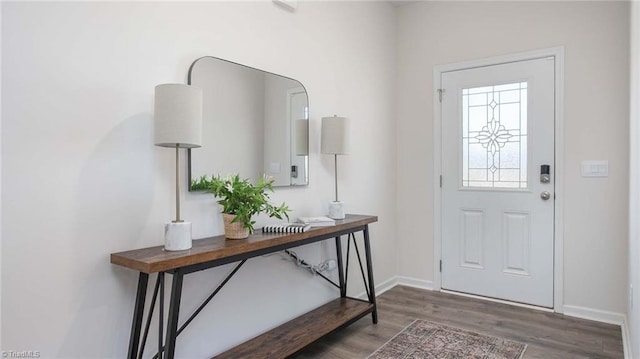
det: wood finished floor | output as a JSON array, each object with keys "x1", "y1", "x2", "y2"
[{"x1": 294, "y1": 286, "x2": 624, "y2": 359}]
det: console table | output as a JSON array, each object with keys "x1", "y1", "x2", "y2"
[{"x1": 111, "y1": 214, "x2": 378, "y2": 359}]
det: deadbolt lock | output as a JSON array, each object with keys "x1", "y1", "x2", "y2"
[{"x1": 540, "y1": 164, "x2": 551, "y2": 184}]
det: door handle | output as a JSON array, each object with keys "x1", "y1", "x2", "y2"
[
  {"x1": 540, "y1": 191, "x2": 551, "y2": 200},
  {"x1": 540, "y1": 165, "x2": 550, "y2": 183}
]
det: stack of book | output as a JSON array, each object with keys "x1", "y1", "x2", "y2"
[
  {"x1": 297, "y1": 216, "x2": 336, "y2": 227},
  {"x1": 262, "y1": 223, "x2": 311, "y2": 234}
]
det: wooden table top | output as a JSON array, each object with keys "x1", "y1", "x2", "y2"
[{"x1": 110, "y1": 214, "x2": 377, "y2": 274}]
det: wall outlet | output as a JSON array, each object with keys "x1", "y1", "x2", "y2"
[{"x1": 326, "y1": 259, "x2": 337, "y2": 271}]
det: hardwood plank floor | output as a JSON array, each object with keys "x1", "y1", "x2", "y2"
[{"x1": 294, "y1": 286, "x2": 624, "y2": 359}]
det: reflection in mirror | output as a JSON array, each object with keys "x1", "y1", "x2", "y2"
[{"x1": 187, "y1": 56, "x2": 309, "y2": 189}]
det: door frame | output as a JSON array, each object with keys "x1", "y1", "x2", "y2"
[
  {"x1": 287, "y1": 86, "x2": 308, "y2": 185},
  {"x1": 433, "y1": 47, "x2": 565, "y2": 312}
]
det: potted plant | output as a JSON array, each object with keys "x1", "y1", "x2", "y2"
[{"x1": 191, "y1": 174, "x2": 290, "y2": 239}]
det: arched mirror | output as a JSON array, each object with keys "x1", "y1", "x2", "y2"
[{"x1": 187, "y1": 56, "x2": 309, "y2": 189}]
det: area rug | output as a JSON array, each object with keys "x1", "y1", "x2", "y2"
[{"x1": 367, "y1": 320, "x2": 527, "y2": 359}]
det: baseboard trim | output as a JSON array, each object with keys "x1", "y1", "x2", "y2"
[
  {"x1": 621, "y1": 317, "x2": 632, "y2": 359},
  {"x1": 373, "y1": 276, "x2": 399, "y2": 296},
  {"x1": 563, "y1": 304, "x2": 626, "y2": 326},
  {"x1": 355, "y1": 275, "x2": 400, "y2": 300},
  {"x1": 395, "y1": 276, "x2": 435, "y2": 291},
  {"x1": 356, "y1": 275, "x2": 434, "y2": 300}
]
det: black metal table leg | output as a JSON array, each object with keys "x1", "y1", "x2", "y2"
[
  {"x1": 164, "y1": 269, "x2": 184, "y2": 359},
  {"x1": 138, "y1": 273, "x2": 163, "y2": 359},
  {"x1": 363, "y1": 225, "x2": 378, "y2": 324},
  {"x1": 128, "y1": 272, "x2": 149, "y2": 359},
  {"x1": 335, "y1": 236, "x2": 346, "y2": 297},
  {"x1": 158, "y1": 272, "x2": 165, "y2": 359}
]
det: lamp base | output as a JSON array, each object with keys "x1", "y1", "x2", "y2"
[
  {"x1": 164, "y1": 222, "x2": 192, "y2": 251},
  {"x1": 328, "y1": 201, "x2": 345, "y2": 220}
]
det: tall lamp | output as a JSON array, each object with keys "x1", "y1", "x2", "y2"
[
  {"x1": 154, "y1": 84, "x2": 203, "y2": 251},
  {"x1": 321, "y1": 115, "x2": 350, "y2": 219}
]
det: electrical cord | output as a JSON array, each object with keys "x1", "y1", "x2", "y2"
[{"x1": 283, "y1": 249, "x2": 333, "y2": 276}]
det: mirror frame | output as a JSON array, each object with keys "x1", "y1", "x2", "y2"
[{"x1": 186, "y1": 56, "x2": 309, "y2": 191}]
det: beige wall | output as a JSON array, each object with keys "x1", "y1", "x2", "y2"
[
  {"x1": 397, "y1": 1, "x2": 630, "y2": 314},
  {"x1": 2, "y1": 2, "x2": 397, "y2": 356}
]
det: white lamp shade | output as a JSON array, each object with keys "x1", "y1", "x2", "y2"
[
  {"x1": 321, "y1": 116, "x2": 349, "y2": 155},
  {"x1": 154, "y1": 84, "x2": 203, "y2": 148},
  {"x1": 295, "y1": 119, "x2": 309, "y2": 156}
]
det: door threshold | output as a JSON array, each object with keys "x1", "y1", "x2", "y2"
[{"x1": 440, "y1": 289, "x2": 554, "y2": 313}]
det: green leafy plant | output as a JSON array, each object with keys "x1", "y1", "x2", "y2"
[{"x1": 191, "y1": 174, "x2": 290, "y2": 233}]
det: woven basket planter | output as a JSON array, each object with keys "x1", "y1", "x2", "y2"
[{"x1": 223, "y1": 213, "x2": 250, "y2": 239}]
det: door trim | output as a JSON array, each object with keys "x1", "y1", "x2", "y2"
[{"x1": 432, "y1": 46, "x2": 565, "y2": 312}]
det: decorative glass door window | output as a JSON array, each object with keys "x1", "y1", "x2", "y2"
[{"x1": 462, "y1": 82, "x2": 528, "y2": 188}]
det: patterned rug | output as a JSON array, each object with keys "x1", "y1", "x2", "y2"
[{"x1": 367, "y1": 320, "x2": 527, "y2": 359}]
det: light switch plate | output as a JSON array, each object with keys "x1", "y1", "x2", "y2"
[{"x1": 581, "y1": 160, "x2": 609, "y2": 177}]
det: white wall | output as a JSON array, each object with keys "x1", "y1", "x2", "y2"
[
  {"x1": 629, "y1": 1, "x2": 640, "y2": 357},
  {"x1": 396, "y1": 1, "x2": 630, "y2": 315},
  {"x1": 1, "y1": 1, "x2": 397, "y2": 357}
]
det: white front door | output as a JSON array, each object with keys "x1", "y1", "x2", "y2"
[{"x1": 441, "y1": 57, "x2": 555, "y2": 308}]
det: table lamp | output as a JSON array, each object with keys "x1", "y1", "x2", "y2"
[
  {"x1": 321, "y1": 115, "x2": 350, "y2": 219},
  {"x1": 154, "y1": 84, "x2": 203, "y2": 251}
]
